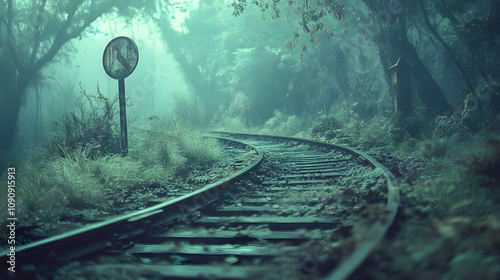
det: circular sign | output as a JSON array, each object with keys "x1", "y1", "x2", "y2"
[{"x1": 103, "y1": 36, "x2": 139, "y2": 80}]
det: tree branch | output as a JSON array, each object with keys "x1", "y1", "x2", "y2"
[
  {"x1": 6, "y1": 0, "x2": 23, "y2": 72},
  {"x1": 29, "y1": 0, "x2": 47, "y2": 65},
  {"x1": 418, "y1": 0, "x2": 475, "y2": 94},
  {"x1": 67, "y1": 2, "x2": 114, "y2": 39},
  {"x1": 32, "y1": 1, "x2": 114, "y2": 74}
]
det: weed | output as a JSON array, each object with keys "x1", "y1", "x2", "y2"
[
  {"x1": 46, "y1": 83, "x2": 122, "y2": 158},
  {"x1": 130, "y1": 117, "x2": 221, "y2": 174}
]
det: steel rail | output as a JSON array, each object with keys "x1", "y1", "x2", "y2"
[
  {"x1": 0, "y1": 136, "x2": 263, "y2": 278},
  {"x1": 211, "y1": 131, "x2": 400, "y2": 280},
  {"x1": 2, "y1": 132, "x2": 399, "y2": 280}
]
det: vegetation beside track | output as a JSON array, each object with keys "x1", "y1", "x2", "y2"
[
  {"x1": 263, "y1": 111, "x2": 500, "y2": 279},
  {"x1": 0, "y1": 88, "x2": 222, "y2": 244}
]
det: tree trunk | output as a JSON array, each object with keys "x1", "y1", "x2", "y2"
[
  {"x1": 34, "y1": 85, "x2": 42, "y2": 146},
  {"x1": 394, "y1": 58, "x2": 412, "y2": 118},
  {"x1": 0, "y1": 81, "x2": 29, "y2": 150},
  {"x1": 362, "y1": 0, "x2": 451, "y2": 115},
  {"x1": 397, "y1": 35, "x2": 452, "y2": 115},
  {"x1": 159, "y1": 23, "x2": 214, "y2": 120}
]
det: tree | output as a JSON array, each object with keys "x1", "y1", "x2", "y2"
[
  {"x1": 158, "y1": 0, "x2": 295, "y2": 125},
  {"x1": 228, "y1": 0, "x2": 455, "y2": 116},
  {"x1": 0, "y1": 0, "x2": 157, "y2": 151}
]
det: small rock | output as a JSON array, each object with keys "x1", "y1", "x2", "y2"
[{"x1": 224, "y1": 255, "x2": 239, "y2": 264}]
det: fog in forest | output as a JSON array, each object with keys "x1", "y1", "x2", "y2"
[
  {"x1": 3, "y1": 0, "x2": 497, "y2": 148},
  {"x1": 1, "y1": 1, "x2": 500, "y2": 278}
]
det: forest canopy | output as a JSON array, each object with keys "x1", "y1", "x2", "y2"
[{"x1": 0, "y1": 0, "x2": 499, "y2": 151}]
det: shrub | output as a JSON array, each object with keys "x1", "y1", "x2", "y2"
[
  {"x1": 47, "y1": 83, "x2": 121, "y2": 158},
  {"x1": 311, "y1": 116, "x2": 342, "y2": 139},
  {"x1": 258, "y1": 110, "x2": 310, "y2": 137},
  {"x1": 129, "y1": 116, "x2": 222, "y2": 174}
]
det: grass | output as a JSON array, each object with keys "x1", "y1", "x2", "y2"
[
  {"x1": 1, "y1": 85, "x2": 222, "y2": 243},
  {"x1": 304, "y1": 110, "x2": 500, "y2": 216},
  {"x1": 310, "y1": 113, "x2": 395, "y2": 148},
  {"x1": 130, "y1": 117, "x2": 222, "y2": 172},
  {"x1": 0, "y1": 122, "x2": 221, "y2": 241},
  {"x1": 306, "y1": 111, "x2": 500, "y2": 278}
]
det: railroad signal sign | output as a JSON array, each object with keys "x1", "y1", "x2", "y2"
[
  {"x1": 103, "y1": 36, "x2": 139, "y2": 80},
  {"x1": 103, "y1": 36, "x2": 139, "y2": 155}
]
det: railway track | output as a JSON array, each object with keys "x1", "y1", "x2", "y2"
[{"x1": 1, "y1": 132, "x2": 399, "y2": 280}]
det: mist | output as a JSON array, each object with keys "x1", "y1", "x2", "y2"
[{"x1": 1, "y1": 1, "x2": 500, "y2": 278}]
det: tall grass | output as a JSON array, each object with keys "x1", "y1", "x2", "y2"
[{"x1": 1, "y1": 87, "x2": 221, "y2": 241}]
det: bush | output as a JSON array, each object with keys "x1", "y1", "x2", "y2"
[
  {"x1": 129, "y1": 116, "x2": 222, "y2": 174},
  {"x1": 47, "y1": 83, "x2": 121, "y2": 158},
  {"x1": 311, "y1": 116, "x2": 342, "y2": 139},
  {"x1": 258, "y1": 110, "x2": 310, "y2": 137}
]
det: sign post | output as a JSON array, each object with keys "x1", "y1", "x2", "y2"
[
  {"x1": 388, "y1": 58, "x2": 412, "y2": 120},
  {"x1": 103, "y1": 36, "x2": 139, "y2": 156}
]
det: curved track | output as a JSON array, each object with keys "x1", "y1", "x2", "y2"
[{"x1": 1, "y1": 132, "x2": 399, "y2": 280}]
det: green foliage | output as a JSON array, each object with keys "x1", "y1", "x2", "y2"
[
  {"x1": 130, "y1": 117, "x2": 222, "y2": 174},
  {"x1": 47, "y1": 83, "x2": 121, "y2": 158},
  {"x1": 228, "y1": 0, "x2": 281, "y2": 19},
  {"x1": 10, "y1": 147, "x2": 168, "y2": 233},
  {"x1": 417, "y1": 168, "x2": 500, "y2": 217},
  {"x1": 416, "y1": 115, "x2": 459, "y2": 159},
  {"x1": 311, "y1": 116, "x2": 342, "y2": 139},
  {"x1": 1, "y1": 111, "x2": 222, "y2": 239},
  {"x1": 258, "y1": 110, "x2": 310, "y2": 137},
  {"x1": 311, "y1": 113, "x2": 394, "y2": 148},
  {"x1": 0, "y1": 0, "x2": 160, "y2": 151}
]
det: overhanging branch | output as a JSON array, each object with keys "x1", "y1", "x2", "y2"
[
  {"x1": 32, "y1": 1, "x2": 114, "y2": 74},
  {"x1": 29, "y1": 0, "x2": 47, "y2": 65},
  {"x1": 6, "y1": 0, "x2": 23, "y2": 72},
  {"x1": 418, "y1": 0, "x2": 475, "y2": 94}
]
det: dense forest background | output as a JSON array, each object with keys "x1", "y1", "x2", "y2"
[
  {"x1": 1, "y1": 1, "x2": 500, "y2": 278},
  {"x1": 0, "y1": 0, "x2": 498, "y2": 153}
]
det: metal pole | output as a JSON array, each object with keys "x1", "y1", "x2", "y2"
[
  {"x1": 397, "y1": 58, "x2": 412, "y2": 119},
  {"x1": 118, "y1": 79, "x2": 128, "y2": 155}
]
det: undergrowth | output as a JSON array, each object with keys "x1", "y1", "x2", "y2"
[
  {"x1": 308, "y1": 110, "x2": 500, "y2": 218},
  {"x1": 311, "y1": 113, "x2": 395, "y2": 147},
  {"x1": 45, "y1": 82, "x2": 122, "y2": 158},
  {"x1": 0, "y1": 86, "x2": 221, "y2": 241},
  {"x1": 130, "y1": 116, "x2": 222, "y2": 173}
]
